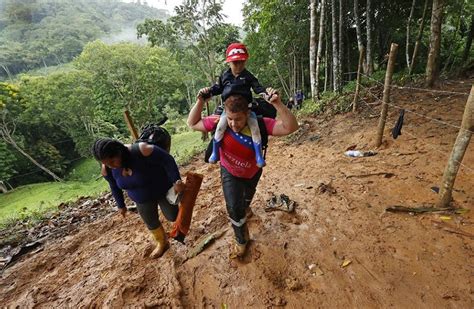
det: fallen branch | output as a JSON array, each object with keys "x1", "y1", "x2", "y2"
[
  {"x1": 346, "y1": 172, "x2": 395, "y2": 179},
  {"x1": 184, "y1": 228, "x2": 227, "y2": 262},
  {"x1": 431, "y1": 220, "x2": 474, "y2": 239},
  {"x1": 386, "y1": 205, "x2": 465, "y2": 214}
]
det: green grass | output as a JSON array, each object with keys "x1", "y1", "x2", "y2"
[
  {"x1": 0, "y1": 130, "x2": 207, "y2": 227},
  {"x1": 0, "y1": 179, "x2": 109, "y2": 226},
  {"x1": 68, "y1": 157, "x2": 103, "y2": 181},
  {"x1": 171, "y1": 130, "x2": 207, "y2": 164}
]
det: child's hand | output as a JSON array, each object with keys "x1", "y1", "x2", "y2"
[{"x1": 197, "y1": 87, "x2": 212, "y2": 99}]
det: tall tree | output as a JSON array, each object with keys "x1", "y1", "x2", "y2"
[
  {"x1": 406, "y1": 0, "x2": 416, "y2": 69},
  {"x1": 331, "y1": 0, "x2": 340, "y2": 92},
  {"x1": 309, "y1": 0, "x2": 318, "y2": 102},
  {"x1": 425, "y1": 0, "x2": 445, "y2": 87},
  {"x1": 315, "y1": 0, "x2": 327, "y2": 99},
  {"x1": 353, "y1": 0, "x2": 366, "y2": 73},
  {"x1": 338, "y1": 0, "x2": 344, "y2": 87},
  {"x1": 409, "y1": 0, "x2": 430, "y2": 75},
  {"x1": 366, "y1": 0, "x2": 374, "y2": 75}
]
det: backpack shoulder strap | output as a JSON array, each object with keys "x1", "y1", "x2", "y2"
[
  {"x1": 257, "y1": 116, "x2": 269, "y2": 159},
  {"x1": 131, "y1": 142, "x2": 143, "y2": 158},
  {"x1": 257, "y1": 116, "x2": 268, "y2": 146}
]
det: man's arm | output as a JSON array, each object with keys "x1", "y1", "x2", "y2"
[
  {"x1": 187, "y1": 96, "x2": 209, "y2": 132},
  {"x1": 267, "y1": 88, "x2": 299, "y2": 136}
]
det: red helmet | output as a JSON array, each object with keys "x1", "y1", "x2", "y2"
[{"x1": 225, "y1": 42, "x2": 249, "y2": 62}]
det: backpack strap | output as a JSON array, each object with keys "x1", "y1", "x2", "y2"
[
  {"x1": 256, "y1": 116, "x2": 269, "y2": 159},
  {"x1": 131, "y1": 142, "x2": 143, "y2": 157}
]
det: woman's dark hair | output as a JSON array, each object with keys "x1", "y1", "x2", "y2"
[
  {"x1": 224, "y1": 94, "x2": 249, "y2": 113},
  {"x1": 91, "y1": 138, "x2": 131, "y2": 168}
]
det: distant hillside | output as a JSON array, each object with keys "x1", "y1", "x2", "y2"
[{"x1": 0, "y1": 0, "x2": 168, "y2": 80}]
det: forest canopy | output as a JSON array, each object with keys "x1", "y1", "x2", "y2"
[{"x1": 0, "y1": 0, "x2": 167, "y2": 79}]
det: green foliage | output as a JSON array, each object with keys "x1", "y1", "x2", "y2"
[
  {"x1": 75, "y1": 41, "x2": 187, "y2": 131},
  {"x1": 170, "y1": 130, "x2": 207, "y2": 165},
  {"x1": 67, "y1": 158, "x2": 102, "y2": 182},
  {"x1": 0, "y1": 141, "x2": 16, "y2": 181},
  {"x1": 243, "y1": 0, "x2": 309, "y2": 100},
  {"x1": 298, "y1": 92, "x2": 338, "y2": 116},
  {"x1": 137, "y1": 0, "x2": 240, "y2": 92},
  {"x1": 0, "y1": 0, "x2": 168, "y2": 79},
  {"x1": 2, "y1": 40, "x2": 192, "y2": 187}
]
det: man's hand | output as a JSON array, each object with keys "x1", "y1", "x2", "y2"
[
  {"x1": 266, "y1": 87, "x2": 282, "y2": 106},
  {"x1": 197, "y1": 87, "x2": 212, "y2": 99},
  {"x1": 173, "y1": 180, "x2": 186, "y2": 194},
  {"x1": 118, "y1": 207, "x2": 127, "y2": 218}
]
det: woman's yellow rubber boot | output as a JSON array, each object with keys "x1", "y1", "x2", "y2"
[{"x1": 149, "y1": 225, "x2": 169, "y2": 258}]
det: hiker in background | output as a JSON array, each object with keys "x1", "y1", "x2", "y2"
[
  {"x1": 287, "y1": 97, "x2": 295, "y2": 110},
  {"x1": 187, "y1": 89, "x2": 298, "y2": 259},
  {"x1": 92, "y1": 138, "x2": 185, "y2": 258},
  {"x1": 295, "y1": 89, "x2": 304, "y2": 110},
  {"x1": 198, "y1": 42, "x2": 271, "y2": 168}
]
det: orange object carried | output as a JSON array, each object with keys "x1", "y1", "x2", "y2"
[{"x1": 169, "y1": 172, "x2": 204, "y2": 243}]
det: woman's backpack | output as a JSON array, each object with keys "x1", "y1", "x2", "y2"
[{"x1": 137, "y1": 117, "x2": 171, "y2": 153}]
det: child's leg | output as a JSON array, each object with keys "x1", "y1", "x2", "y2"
[
  {"x1": 209, "y1": 112, "x2": 227, "y2": 163},
  {"x1": 248, "y1": 112, "x2": 266, "y2": 168},
  {"x1": 214, "y1": 112, "x2": 227, "y2": 142}
]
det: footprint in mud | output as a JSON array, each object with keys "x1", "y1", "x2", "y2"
[{"x1": 277, "y1": 212, "x2": 303, "y2": 225}]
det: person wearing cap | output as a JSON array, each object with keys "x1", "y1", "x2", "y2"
[
  {"x1": 198, "y1": 42, "x2": 270, "y2": 168},
  {"x1": 187, "y1": 91, "x2": 298, "y2": 259}
]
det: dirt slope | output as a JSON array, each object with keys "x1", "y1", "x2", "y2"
[{"x1": 1, "y1": 79, "x2": 473, "y2": 308}]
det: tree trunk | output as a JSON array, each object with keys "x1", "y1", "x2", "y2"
[
  {"x1": 375, "y1": 43, "x2": 399, "y2": 148},
  {"x1": 274, "y1": 62, "x2": 291, "y2": 99},
  {"x1": 352, "y1": 47, "x2": 365, "y2": 112},
  {"x1": 0, "y1": 64, "x2": 13, "y2": 81},
  {"x1": 409, "y1": 0, "x2": 430, "y2": 75},
  {"x1": 1, "y1": 115, "x2": 62, "y2": 182},
  {"x1": 331, "y1": 0, "x2": 340, "y2": 92},
  {"x1": 345, "y1": 29, "x2": 351, "y2": 77},
  {"x1": 425, "y1": 0, "x2": 445, "y2": 87},
  {"x1": 316, "y1": 0, "x2": 327, "y2": 99},
  {"x1": 462, "y1": 14, "x2": 474, "y2": 63},
  {"x1": 353, "y1": 0, "x2": 367, "y2": 73},
  {"x1": 301, "y1": 58, "x2": 305, "y2": 95},
  {"x1": 310, "y1": 0, "x2": 317, "y2": 102},
  {"x1": 366, "y1": 0, "x2": 374, "y2": 75},
  {"x1": 406, "y1": 0, "x2": 416, "y2": 69},
  {"x1": 0, "y1": 181, "x2": 8, "y2": 193},
  {"x1": 438, "y1": 85, "x2": 474, "y2": 207},
  {"x1": 324, "y1": 29, "x2": 329, "y2": 92},
  {"x1": 9, "y1": 139, "x2": 62, "y2": 182},
  {"x1": 338, "y1": 0, "x2": 344, "y2": 89},
  {"x1": 293, "y1": 50, "x2": 297, "y2": 94}
]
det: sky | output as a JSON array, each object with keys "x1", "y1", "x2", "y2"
[{"x1": 128, "y1": 0, "x2": 245, "y2": 27}]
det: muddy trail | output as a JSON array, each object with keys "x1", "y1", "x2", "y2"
[{"x1": 1, "y1": 79, "x2": 473, "y2": 308}]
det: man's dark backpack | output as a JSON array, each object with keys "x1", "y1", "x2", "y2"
[
  {"x1": 137, "y1": 117, "x2": 172, "y2": 153},
  {"x1": 204, "y1": 98, "x2": 277, "y2": 163}
]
